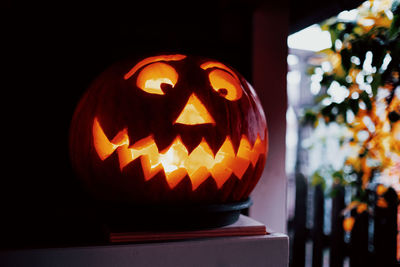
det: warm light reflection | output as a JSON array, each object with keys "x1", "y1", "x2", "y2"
[
  {"x1": 93, "y1": 118, "x2": 129, "y2": 160},
  {"x1": 174, "y1": 93, "x2": 215, "y2": 125},
  {"x1": 200, "y1": 61, "x2": 242, "y2": 101},
  {"x1": 93, "y1": 118, "x2": 266, "y2": 190},
  {"x1": 136, "y1": 62, "x2": 178, "y2": 95},
  {"x1": 124, "y1": 54, "x2": 186, "y2": 80},
  {"x1": 200, "y1": 61, "x2": 239, "y2": 81},
  {"x1": 208, "y1": 69, "x2": 243, "y2": 101}
]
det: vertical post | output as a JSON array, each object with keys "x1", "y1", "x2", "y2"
[
  {"x1": 292, "y1": 173, "x2": 307, "y2": 267},
  {"x1": 398, "y1": 204, "x2": 400, "y2": 263},
  {"x1": 251, "y1": 0, "x2": 289, "y2": 234},
  {"x1": 374, "y1": 187, "x2": 399, "y2": 266},
  {"x1": 312, "y1": 184, "x2": 324, "y2": 267},
  {"x1": 349, "y1": 211, "x2": 370, "y2": 267},
  {"x1": 330, "y1": 184, "x2": 345, "y2": 267}
]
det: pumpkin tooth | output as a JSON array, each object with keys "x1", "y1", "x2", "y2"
[
  {"x1": 141, "y1": 155, "x2": 163, "y2": 181},
  {"x1": 152, "y1": 133, "x2": 176, "y2": 153},
  {"x1": 235, "y1": 135, "x2": 252, "y2": 176},
  {"x1": 164, "y1": 168, "x2": 188, "y2": 189},
  {"x1": 93, "y1": 118, "x2": 266, "y2": 190},
  {"x1": 211, "y1": 137, "x2": 235, "y2": 187},
  {"x1": 117, "y1": 144, "x2": 134, "y2": 170},
  {"x1": 250, "y1": 134, "x2": 266, "y2": 167},
  {"x1": 92, "y1": 117, "x2": 127, "y2": 160},
  {"x1": 179, "y1": 133, "x2": 203, "y2": 154},
  {"x1": 159, "y1": 137, "x2": 189, "y2": 187},
  {"x1": 210, "y1": 163, "x2": 232, "y2": 189},
  {"x1": 185, "y1": 139, "x2": 214, "y2": 189},
  {"x1": 204, "y1": 134, "x2": 226, "y2": 156},
  {"x1": 189, "y1": 166, "x2": 210, "y2": 191}
]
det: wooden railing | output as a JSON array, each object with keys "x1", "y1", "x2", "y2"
[{"x1": 289, "y1": 173, "x2": 399, "y2": 267}]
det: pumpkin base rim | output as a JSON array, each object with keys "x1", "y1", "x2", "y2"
[{"x1": 101, "y1": 198, "x2": 253, "y2": 232}]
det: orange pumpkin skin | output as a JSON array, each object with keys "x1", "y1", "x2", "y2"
[{"x1": 70, "y1": 54, "x2": 268, "y2": 206}]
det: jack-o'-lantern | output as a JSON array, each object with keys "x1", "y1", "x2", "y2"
[{"x1": 70, "y1": 54, "x2": 268, "y2": 227}]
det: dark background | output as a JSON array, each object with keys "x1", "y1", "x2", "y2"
[
  {"x1": 2, "y1": 0, "x2": 363, "y2": 249},
  {"x1": 3, "y1": 0, "x2": 254, "y2": 248}
]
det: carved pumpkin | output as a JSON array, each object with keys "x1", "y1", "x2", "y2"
[{"x1": 70, "y1": 54, "x2": 268, "y2": 206}]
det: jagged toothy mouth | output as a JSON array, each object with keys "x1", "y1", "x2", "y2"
[{"x1": 93, "y1": 118, "x2": 266, "y2": 190}]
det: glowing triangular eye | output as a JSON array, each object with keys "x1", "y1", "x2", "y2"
[
  {"x1": 174, "y1": 93, "x2": 215, "y2": 125},
  {"x1": 136, "y1": 62, "x2": 178, "y2": 95}
]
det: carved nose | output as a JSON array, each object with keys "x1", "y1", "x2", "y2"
[{"x1": 174, "y1": 93, "x2": 215, "y2": 125}]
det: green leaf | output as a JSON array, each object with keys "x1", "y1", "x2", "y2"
[
  {"x1": 359, "y1": 147, "x2": 369, "y2": 158},
  {"x1": 321, "y1": 73, "x2": 334, "y2": 87},
  {"x1": 321, "y1": 103, "x2": 337, "y2": 122},
  {"x1": 332, "y1": 170, "x2": 344, "y2": 180},
  {"x1": 314, "y1": 93, "x2": 330, "y2": 104},
  {"x1": 349, "y1": 39, "x2": 367, "y2": 62},
  {"x1": 329, "y1": 28, "x2": 339, "y2": 49},
  {"x1": 371, "y1": 73, "x2": 382, "y2": 96},
  {"x1": 311, "y1": 172, "x2": 326, "y2": 190},
  {"x1": 360, "y1": 91, "x2": 372, "y2": 110},
  {"x1": 349, "y1": 98, "x2": 359, "y2": 115},
  {"x1": 302, "y1": 110, "x2": 318, "y2": 126},
  {"x1": 307, "y1": 66, "x2": 316, "y2": 76},
  {"x1": 340, "y1": 49, "x2": 352, "y2": 72},
  {"x1": 370, "y1": 39, "x2": 387, "y2": 69},
  {"x1": 391, "y1": 0, "x2": 400, "y2": 16},
  {"x1": 388, "y1": 1, "x2": 399, "y2": 40}
]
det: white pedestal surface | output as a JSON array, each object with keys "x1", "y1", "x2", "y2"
[{"x1": 0, "y1": 219, "x2": 288, "y2": 267}]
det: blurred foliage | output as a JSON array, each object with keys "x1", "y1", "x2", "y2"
[{"x1": 305, "y1": 0, "x2": 400, "y2": 218}]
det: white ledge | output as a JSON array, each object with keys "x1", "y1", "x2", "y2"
[{"x1": 0, "y1": 216, "x2": 289, "y2": 267}]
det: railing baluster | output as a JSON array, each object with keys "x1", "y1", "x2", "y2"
[
  {"x1": 292, "y1": 173, "x2": 308, "y2": 267},
  {"x1": 374, "y1": 187, "x2": 399, "y2": 266},
  {"x1": 349, "y1": 211, "x2": 370, "y2": 267},
  {"x1": 312, "y1": 184, "x2": 324, "y2": 267},
  {"x1": 330, "y1": 184, "x2": 345, "y2": 267}
]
